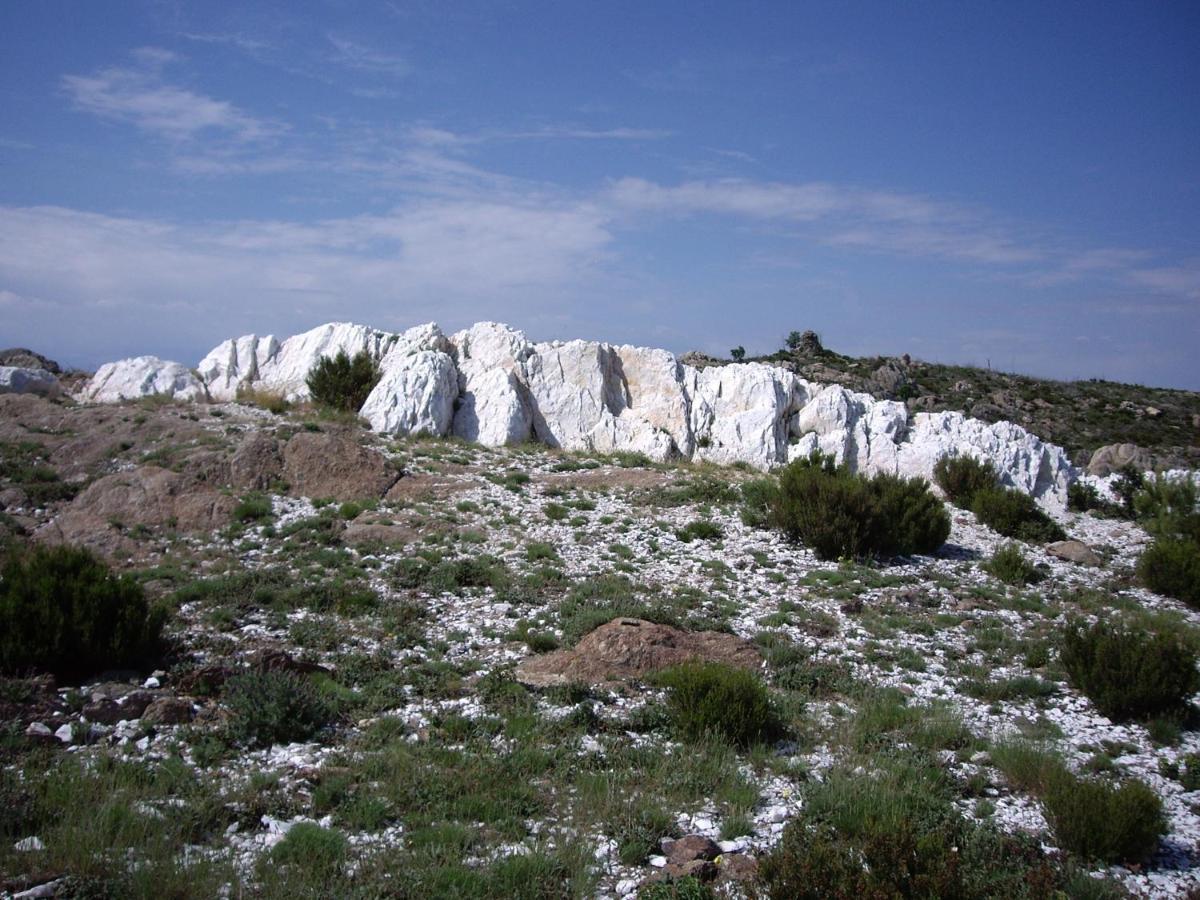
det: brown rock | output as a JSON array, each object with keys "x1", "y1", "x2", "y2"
[
  {"x1": 717, "y1": 853, "x2": 759, "y2": 883},
  {"x1": 665, "y1": 834, "x2": 721, "y2": 865},
  {"x1": 1087, "y1": 443, "x2": 1152, "y2": 477},
  {"x1": 247, "y1": 647, "x2": 332, "y2": 676},
  {"x1": 230, "y1": 432, "x2": 283, "y2": 491},
  {"x1": 516, "y1": 618, "x2": 762, "y2": 688},
  {"x1": 1046, "y1": 540, "x2": 1103, "y2": 567},
  {"x1": 141, "y1": 697, "x2": 194, "y2": 725},
  {"x1": 82, "y1": 699, "x2": 126, "y2": 725},
  {"x1": 283, "y1": 431, "x2": 399, "y2": 501},
  {"x1": 37, "y1": 466, "x2": 236, "y2": 557}
]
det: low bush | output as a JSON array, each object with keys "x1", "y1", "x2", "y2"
[
  {"x1": 762, "y1": 453, "x2": 949, "y2": 561},
  {"x1": 759, "y1": 753, "x2": 1093, "y2": 899},
  {"x1": 971, "y1": 487, "x2": 1066, "y2": 543},
  {"x1": 222, "y1": 670, "x2": 337, "y2": 748},
  {"x1": 1138, "y1": 538, "x2": 1200, "y2": 606},
  {"x1": 1134, "y1": 474, "x2": 1200, "y2": 542},
  {"x1": 271, "y1": 821, "x2": 348, "y2": 875},
  {"x1": 983, "y1": 543, "x2": 1045, "y2": 586},
  {"x1": 1042, "y1": 769, "x2": 1165, "y2": 864},
  {"x1": 933, "y1": 455, "x2": 998, "y2": 508},
  {"x1": 1059, "y1": 618, "x2": 1200, "y2": 721},
  {"x1": 0, "y1": 544, "x2": 166, "y2": 680},
  {"x1": 305, "y1": 349, "x2": 381, "y2": 412},
  {"x1": 674, "y1": 520, "x2": 722, "y2": 542},
  {"x1": 739, "y1": 477, "x2": 778, "y2": 528},
  {"x1": 656, "y1": 662, "x2": 778, "y2": 747}
]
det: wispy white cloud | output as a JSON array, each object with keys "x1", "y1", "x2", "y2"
[
  {"x1": 179, "y1": 32, "x2": 275, "y2": 54},
  {"x1": 62, "y1": 49, "x2": 277, "y2": 142},
  {"x1": 326, "y1": 35, "x2": 411, "y2": 77}
]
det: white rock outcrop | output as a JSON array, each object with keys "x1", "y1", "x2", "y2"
[
  {"x1": 79, "y1": 357, "x2": 206, "y2": 403},
  {"x1": 82, "y1": 319, "x2": 1083, "y2": 508},
  {"x1": 0, "y1": 366, "x2": 60, "y2": 397}
]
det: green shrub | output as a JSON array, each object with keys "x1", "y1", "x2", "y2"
[
  {"x1": 1134, "y1": 474, "x2": 1200, "y2": 541},
  {"x1": 305, "y1": 349, "x2": 381, "y2": 412},
  {"x1": 1068, "y1": 481, "x2": 1119, "y2": 516},
  {"x1": 1112, "y1": 465, "x2": 1145, "y2": 518},
  {"x1": 933, "y1": 455, "x2": 998, "y2": 508},
  {"x1": 232, "y1": 493, "x2": 273, "y2": 524},
  {"x1": 656, "y1": 662, "x2": 777, "y2": 747},
  {"x1": 0, "y1": 544, "x2": 166, "y2": 680},
  {"x1": 271, "y1": 821, "x2": 347, "y2": 875},
  {"x1": 1059, "y1": 618, "x2": 1200, "y2": 721},
  {"x1": 971, "y1": 487, "x2": 1066, "y2": 543},
  {"x1": 760, "y1": 754, "x2": 1076, "y2": 899},
  {"x1": 638, "y1": 877, "x2": 714, "y2": 900},
  {"x1": 674, "y1": 520, "x2": 722, "y2": 543},
  {"x1": 739, "y1": 477, "x2": 778, "y2": 528},
  {"x1": 1042, "y1": 770, "x2": 1164, "y2": 864},
  {"x1": 983, "y1": 543, "x2": 1045, "y2": 586},
  {"x1": 1139, "y1": 538, "x2": 1200, "y2": 605},
  {"x1": 223, "y1": 670, "x2": 337, "y2": 748},
  {"x1": 764, "y1": 454, "x2": 949, "y2": 561}
]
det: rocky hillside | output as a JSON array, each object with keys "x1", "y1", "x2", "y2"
[
  {"x1": 1, "y1": 386, "x2": 1200, "y2": 898},
  {"x1": 715, "y1": 331, "x2": 1200, "y2": 471}
]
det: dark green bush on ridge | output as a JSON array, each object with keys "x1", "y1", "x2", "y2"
[
  {"x1": 933, "y1": 454, "x2": 998, "y2": 508},
  {"x1": 755, "y1": 453, "x2": 949, "y2": 561},
  {"x1": 0, "y1": 544, "x2": 166, "y2": 681},
  {"x1": 1059, "y1": 618, "x2": 1200, "y2": 722},
  {"x1": 305, "y1": 349, "x2": 382, "y2": 412},
  {"x1": 971, "y1": 486, "x2": 1067, "y2": 543}
]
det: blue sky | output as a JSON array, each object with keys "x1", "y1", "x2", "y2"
[{"x1": 2, "y1": 1, "x2": 1198, "y2": 389}]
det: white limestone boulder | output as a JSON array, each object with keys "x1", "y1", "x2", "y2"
[
  {"x1": 0, "y1": 366, "x2": 61, "y2": 397},
  {"x1": 522, "y1": 340, "x2": 620, "y2": 451},
  {"x1": 360, "y1": 344, "x2": 458, "y2": 437},
  {"x1": 79, "y1": 357, "x2": 206, "y2": 403},
  {"x1": 896, "y1": 411, "x2": 1073, "y2": 510},
  {"x1": 196, "y1": 334, "x2": 279, "y2": 401},
  {"x1": 790, "y1": 384, "x2": 907, "y2": 473},
  {"x1": 608, "y1": 345, "x2": 694, "y2": 458},
  {"x1": 251, "y1": 322, "x2": 398, "y2": 401},
  {"x1": 687, "y1": 363, "x2": 804, "y2": 468},
  {"x1": 449, "y1": 322, "x2": 534, "y2": 446}
]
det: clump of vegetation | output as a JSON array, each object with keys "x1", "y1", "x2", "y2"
[
  {"x1": 1059, "y1": 618, "x2": 1200, "y2": 722},
  {"x1": 1134, "y1": 474, "x2": 1200, "y2": 542},
  {"x1": 270, "y1": 822, "x2": 348, "y2": 877},
  {"x1": 992, "y1": 742, "x2": 1165, "y2": 864},
  {"x1": 675, "y1": 520, "x2": 722, "y2": 542},
  {"x1": 305, "y1": 349, "x2": 382, "y2": 412},
  {"x1": 983, "y1": 542, "x2": 1045, "y2": 586},
  {"x1": 1139, "y1": 538, "x2": 1200, "y2": 606},
  {"x1": 933, "y1": 455, "x2": 998, "y2": 508},
  {"x1": 759, "y1": 752, "x2": 1106, "y2": 898},
  {"x1": 656, "y1": 662, "x2": 778, "y2": 747},
  {"x1": 971, "y1": 487, "x2": 1067, "y2": 543},
  {"x1": 236, "y1": 386, "x2": 291, "y2": 415},
  {"x1": 222, "y1": 670, "x2": 338, "y2": 748},
  {"x1": 0, "y1": 544, "x2": 166, "y2": 680},
  {"x1": 753, "y1": 453, "x2": 949, "y2": 561},
  {"x1": 232, "y1": 492, "x2": 273, "y2": 524},
  {"x1": 0, "y1": 440, "x2": 82, "y2": 505}
]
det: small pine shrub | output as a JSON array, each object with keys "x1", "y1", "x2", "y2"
[
  {"x1": 0, "y1": 544, "x2": 166, "y2": 681},
  {"x1": 657, "y1": 662, "x2": 778, "y2": 747},
  {"x1": 983, "y1": 542, "x2": 1045, "y2": 586},
  {"x1": 933, "y1": 455, "x2": 998, "y2": 508},
  {"x1": 1111, "y1": 465, "x2": 1145, "y2": 518},
  {"x1": 223, "y1": 670, "x2": 337, "y2": 748},
  {"x1": 1134, "y1": 474, "x2": 1200, "y2": 541},
  {"x1": 971, "y1": 487, "x2": 1066, "y2": 543},
  {"x1": 233, "y1": 493, "x2": 273, "y2": 523},
  {"x1": 739, "y1": 477, "x2": 778, "y2": 528},
  {"x1": 1068, "y1": 481, "x2": 1120, "y2": 516},
  {"x1": 305, "y1": 349, "x2": 381, "y2": 412},
  {"x1": 1138, "y1": 538, "x2": 1200, "y2": 606},
  {"x1": 674, "y1": 520, "x2": 722, "y2": 543},
  {"x1": 1059, "y1": 618, "x2": 1200, "y2": 721},
  {"x1": 764, "y1": 453, "x2": 948, "y2": 560},
  {"x1": 1042, "y1": 770, "x2": 1164, "y2": 864}
]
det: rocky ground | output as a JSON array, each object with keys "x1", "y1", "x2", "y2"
[{"x1": 2, "y1": 393, "x2": 1200, "y2": 898}]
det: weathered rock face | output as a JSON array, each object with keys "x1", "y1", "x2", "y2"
[
  {"x1": 0, "y1": 366, "x2": 61, "y2": 397},
  {"x1": 1088, "y1": 443, "x2": 1153, "y2": 477},
  {"x1": 281, "y1": 431, "x2": 400, "y2": 501},
  {"x1": 36, "y1": 465, "x2": 236, "y2": 559},
  {"x1": 229, "y1": 432, "x2": 284, "y2": 491},
  {"x1": 196, "y1": 334, "x2": 280, "y2": 401},
  {"x1": 81, "y1": 320, "x2": 1083, "y2": 508},
  {"x1": 80, "y1": 357, "x2": 206, "y2": 403},
  {"x1": 361, "y1": 347, "x2": 459, "y2": 437},
  {"x1": 515, "y1": 617, "x2": 762, "y2": 688}
]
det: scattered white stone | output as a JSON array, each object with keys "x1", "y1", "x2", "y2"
[
  {"x1": 14, "y1": 836, "x2": 45, "y2": 852},
  {"x1": 54, "y1": 724, "x2": 73, "y2": 744}
]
